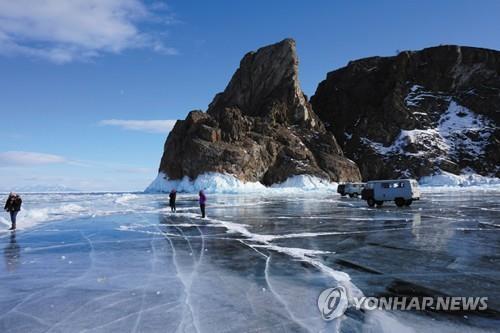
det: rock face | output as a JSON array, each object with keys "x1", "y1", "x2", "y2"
[
  {"x1": 159, "y1": 39, "x2": 361, "y2": 185},
  {"x1": 311, "y1": 45, "x2": 500, "y2": 180}
]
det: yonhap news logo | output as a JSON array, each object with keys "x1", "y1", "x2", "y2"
[
  {"x1": 317, "y1": 286, "x2": 349, "y2": 320},
  {"x1": 317, "y1": 286, "x2": 488, "y2": 320}
]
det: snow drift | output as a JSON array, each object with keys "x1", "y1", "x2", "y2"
[
  {"x1": 419, "y1": 170, "x2": 500, "y2": 188},
  {"x1": 145, "y1": 172, "x2": 338, "y2": 194},
  {"x1": 146, "y1": 170, "x2": 500, "y2": 193}
]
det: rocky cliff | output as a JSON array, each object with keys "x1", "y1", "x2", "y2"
[
  {"x1": 158, "y1": 39, "x2": 361, "y2": 185},
  {"x1": 311, "y1": 45, "x2": 500, "y2": 180}
]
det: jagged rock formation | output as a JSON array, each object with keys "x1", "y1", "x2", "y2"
[
  {"x1": 159, "y1": 39, "x2": 361, "y2": 185},
  {"x1": 311, "y1": 45, "x2": 500, "y2": 180}
]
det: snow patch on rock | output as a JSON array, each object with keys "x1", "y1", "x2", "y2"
[
  {"x1": 404, "y1": 85, "x2": 450, "y2": 107},
  {"x1": 438, "y1": 101, "x2": 494, "y2": 157},
  {"x1": 362, "y1": 100, "x2": 494, "y2": 159}
]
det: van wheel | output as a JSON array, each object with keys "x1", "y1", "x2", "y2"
[
  {"x1": 395, "y1": 198, "x2": 405, "y2": 207},
  {"x1": 367, "y1": 198, "x2": 375, "y2": 207},
  {"x1": 376, "y1": 201, "x2": 384, "y2": 207},
  {"x1": 353, "y1": 193, "x2": 358, "y2": 198},
  {"x1": 349, "y1": 193, "x2": 354, "y2": 198},
  {"x1": 405, "y1": 199, "x2": 413, "y2": 206}
]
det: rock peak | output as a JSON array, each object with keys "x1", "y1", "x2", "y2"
[
  {"x1": 208, "y1": 38, "x2": 314, "y2": 126},
  {"x1": 156, "y1": 39, "x2": 361, "y2": 184}
]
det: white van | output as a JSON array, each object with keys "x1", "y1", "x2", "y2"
[
  {"x1": 337, "y1": 182, "x2": 365, "y2": 198},
  {"x1": 361, "y1": 179, "x2": 420, "y2": 207}
]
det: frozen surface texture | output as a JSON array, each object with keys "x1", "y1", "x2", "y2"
[{"x1": 1, "y1": 190, "x2": 499, "y2": 332}]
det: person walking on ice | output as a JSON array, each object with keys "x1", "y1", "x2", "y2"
[
  {"x1": 199, "y1": 190, "x2": 206, "y2": 218},
  {"x1": 4, "y1": 193, "x2": 22, "y2": 230},
  {"x1": 169, "y1": 189, "x2": 177, "y2": 212}
]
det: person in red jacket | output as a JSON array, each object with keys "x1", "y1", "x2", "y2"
[
  {"x1": 4, "y1": 193, "x2": 22, "y2": 230},
  {"x1": 198, "y1": 190, "x2": 206, "y2": 218}
]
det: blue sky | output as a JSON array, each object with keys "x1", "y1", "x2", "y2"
[{"x1": 0, "y1": 0, "x2": 499, "y2": 191}]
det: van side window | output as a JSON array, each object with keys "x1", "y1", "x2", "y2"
[
  {"x1": 399, "y1": 182, "x2": 405, "y2": 188},
  {"x1": 382, "y1": 183, "x2": 390, "y2": 189}
]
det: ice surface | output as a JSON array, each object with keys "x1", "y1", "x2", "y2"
[
  {"x1": 145, "y1": 172, "x2": 338, "y2": 194},
  {"x1": 1, "y1": 190, "x2": 499, "y2": 332},
  {"x1": 0, "y1": 192, "x2": 151, "y2": 231}
]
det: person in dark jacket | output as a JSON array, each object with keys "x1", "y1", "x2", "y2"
[
  {"x1": 199, "y1": 190, "x2": 206, "y2": 218},
  {"x1": 169, "y1": 189, "x2": 177, "y2": 212},
  {"x1": 4, "y1": 193, "x2": 22, "y2": 230}
]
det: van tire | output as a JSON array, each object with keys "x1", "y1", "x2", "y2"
[
  {"x1": 353, "y1": 193, "x2": 358, "y2": 198},
  {"x1": 367, "y1": 198, "x2": 375, "y2": 207},
  {"x1": 395, "y1": 198, "x2": 405, "y2": 207},
  {"x1": 349, "y1": 193, "x2": 354, "y2": 198},
  {"x1": 405, "y1": 199, "x2": 413, "y2": 206},
  {"x1": 375, "y1": 201, "x2": 384, "y2": 207}
]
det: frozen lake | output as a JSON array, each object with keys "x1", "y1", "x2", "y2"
[{"x1": 1, "y1": 189, "x2": 499, "y2": 332}]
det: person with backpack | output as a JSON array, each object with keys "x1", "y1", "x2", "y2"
[
  {"x1": 4, "y1": 193, "x2": 22, "y2": 230},
  {"x1": 169, "y1": 189, "x2": 177, "y2": 212}
]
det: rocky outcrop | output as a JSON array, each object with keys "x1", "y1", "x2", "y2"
[
  {"x1": 159, "y1": 39, "x2": 361, "y2": 185},
  {"x1": 311, "y1": 45, "x2": 500, "y2": 180}
]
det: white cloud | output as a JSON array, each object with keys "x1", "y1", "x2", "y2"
[
  {"x1": 0, "y1": 151, "x2": 67, "y2": 166},
  {"x1": 0, "y1": 0, "x2": 177, "y2": 63},
  {"x1": 99, "y1": 119, "x2": 176, "y2": 133}
]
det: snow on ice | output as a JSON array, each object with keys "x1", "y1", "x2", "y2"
[
  {"x1": 145, "y1": 172, "x2": 338, "y2": 193},
  {"x1": 420, "y1": 170, "x2": 500, "y2": 188}
]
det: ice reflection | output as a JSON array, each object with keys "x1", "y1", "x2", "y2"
[{"x1": 3, "y1": 232, "x2": 20, "y2": 272}]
